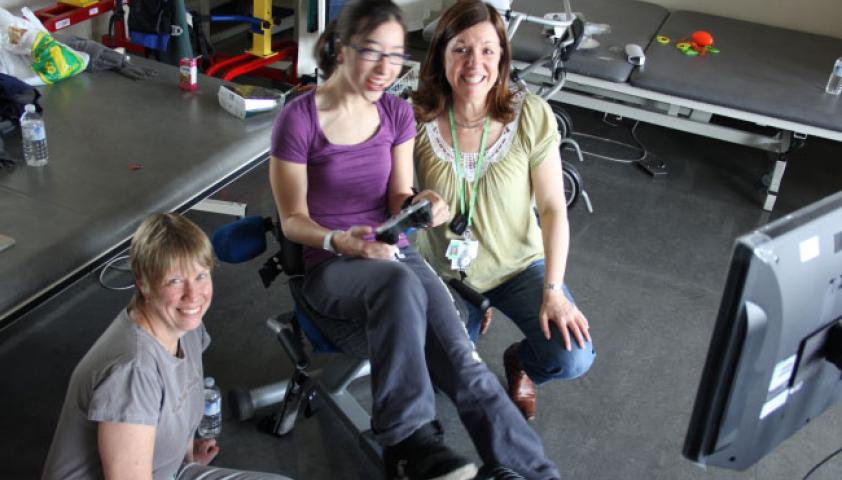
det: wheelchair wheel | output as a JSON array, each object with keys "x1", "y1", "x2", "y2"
[
  {"x1": 562, "y1": 162, "x2": 582, "y2": 209},
  {"x1": 551, "y1": 103, "x2": 574, "y2": 139}
]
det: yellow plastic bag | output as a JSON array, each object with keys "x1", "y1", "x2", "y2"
[
  {"x1": 0, "y1": 7, "x2": 88, "y2": 86},
  {"x1": 30, "y1": 31, "x2": 84, "y2": 84}
]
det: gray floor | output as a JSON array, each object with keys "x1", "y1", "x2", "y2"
[{"x1": 1, "y1": 106, "x2": 841, "y2": 480}]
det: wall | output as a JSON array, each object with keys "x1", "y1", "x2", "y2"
[
  {"x1": 2, "y1": 0, "x2": 840, "y2": 40},
  {"x1": 437, "y1": 0, "x2": 842, "y2": 40}
]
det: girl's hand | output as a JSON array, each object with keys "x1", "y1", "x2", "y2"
[{"x1": 333, "y1": 226, "x2": 398, "y2": 259}]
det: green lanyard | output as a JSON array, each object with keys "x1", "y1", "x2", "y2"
[{"x1": 448, "y1": 106, "x2": 490, "y2": 230}]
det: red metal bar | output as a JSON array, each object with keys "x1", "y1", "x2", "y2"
[
  {"x1": 221, "y1": 46, "x2": 296, "y2": 82},
  {"x1": 206, "y1": 53, "x2": 256, "y2": 78},
  {"x1": 208, "y1": 40, "x2": 297, "y2": 83}
]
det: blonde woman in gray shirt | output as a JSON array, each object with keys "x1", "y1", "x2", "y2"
[{"x1": 42, "y1": 213, "x2": 289, "y2": 480}]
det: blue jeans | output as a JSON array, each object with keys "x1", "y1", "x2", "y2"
[{"x1": 462, "y1": 260, "x2": 595, "y2": 384}]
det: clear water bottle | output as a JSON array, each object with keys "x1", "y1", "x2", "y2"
[
  {"x1": 20, "y1": 104, "x2": 48, "y2": 167},
  {"x1": 198, "y1": 377, "x2": 222, "y2": 438},
  {"x1": 826, "y1": 57, "x2": 842, "y2": 95}
]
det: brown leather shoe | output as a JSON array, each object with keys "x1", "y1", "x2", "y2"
[{"x1": 503, "y1": 342, "x2": 536, "y2": 421}]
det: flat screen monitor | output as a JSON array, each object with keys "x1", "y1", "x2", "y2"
[{"x1": 683, "y1": 191, "x2": 842, "y2": 470}]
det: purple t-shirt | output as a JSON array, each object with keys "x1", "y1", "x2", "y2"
[{"x1": 271, "y1": 89, "x2": 415, "y2": 269}]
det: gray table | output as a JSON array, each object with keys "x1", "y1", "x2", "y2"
[{"x1": 0, "y1": 58, "x2": 275, "y2": 325}]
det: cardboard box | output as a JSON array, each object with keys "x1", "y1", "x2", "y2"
[{"x1": 217, "y1": 83, "x2": 288, "y2": 119}]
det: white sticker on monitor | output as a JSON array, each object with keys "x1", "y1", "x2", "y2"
[
  {"x1": 768, "y1": 354, "x2": 796, "y2": 392},
  {"x1": 799, "y1": 236, "x2": 820, "y2": 263},
  {"x1": 760, "y1": 389, "x2": 789, "y2": 420}
]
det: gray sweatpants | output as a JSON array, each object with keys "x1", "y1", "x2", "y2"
[{"x1": 301, "y1": 247, "x2": 560, "y2": 479}]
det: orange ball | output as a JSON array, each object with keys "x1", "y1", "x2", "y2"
[{"x1": 691, "y1": 31, "x2": 714, "y2": 47}]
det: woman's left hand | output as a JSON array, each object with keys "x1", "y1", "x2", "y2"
[
  {"x1": 413, "y1": 189, "x2": 451, "y2": 227},
  {"x1": 539, "y1": 291, "x2": 591, "y2": 351},
  {"x1": 192, "y1": 437, "x2": 220, "y2": 466}
]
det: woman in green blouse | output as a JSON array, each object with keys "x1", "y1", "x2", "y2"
[{"x1": 412, "y1": 0, "x2": 595, "y2": 421}]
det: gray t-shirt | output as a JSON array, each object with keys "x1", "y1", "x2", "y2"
[{"x1": 42, "y1": 308, "x2": 209, "y2": 480}]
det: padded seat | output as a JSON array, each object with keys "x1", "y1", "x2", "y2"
[{"x1": 288, "y1": 276, "x2": 369, "y2": 358}]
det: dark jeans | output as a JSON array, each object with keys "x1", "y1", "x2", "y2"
[
  {"x1": 462, "y1": 260, "x2": 596, "y2": 384},
  {"x1": 302, "y1": 247, "x2": 560, "y2": 479}
]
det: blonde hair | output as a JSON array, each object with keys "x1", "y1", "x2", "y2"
[{"x1": 128, "y1": 213, "x2": 214, "y2": 311}]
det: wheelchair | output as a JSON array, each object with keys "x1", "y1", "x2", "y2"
[
  {"x1": 500, "y1": 1, "x2": 593, "y2": 214},
  {"x1": 212, "y1": 214, "x2": 495, "y2": 474},
  {"x1": 212, "y1": 216, "x2": 382, "y2": 467},
  {"x1": 551, "y1": 105, "x2": 587, "y2": 211}
]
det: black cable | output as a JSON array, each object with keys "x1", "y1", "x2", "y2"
[
  {"x1": 803, "y1": 445, "x2": 842, "y2": 479},
  {"x1": 98, "y1": 254, "x2": 135, "y2": 291}
]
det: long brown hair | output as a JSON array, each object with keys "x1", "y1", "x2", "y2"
[
  {"x1": 413, "y1": 0, "x2": 515, "y2": 123},
  {"x1": 315, "y1": 0, "x2": 406, "y2": 79}
]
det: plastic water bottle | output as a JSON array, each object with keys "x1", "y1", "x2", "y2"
[
  {"x1": 20, "y1": 104, "x2": 48, "y2": 167},
  {"x1": 826, "y1": 57, "x2": 842, "y2": 95},
  {"x1": 198, "y1": 377, "x2": 222, "y2": 438}
]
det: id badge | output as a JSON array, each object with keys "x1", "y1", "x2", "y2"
[
  {"x1": 446, "y1": 239, "x2": 464, "y2": 268},
  {"x1": 445, "y1": 238, "x2": 479, "y2": 270}
]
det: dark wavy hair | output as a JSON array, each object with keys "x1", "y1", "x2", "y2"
[
  {"x1": 413, "y1": 0, "x2": 514, "y2": 123},
  {"x1": 315, "y1": 0, "x2": 406, "y2": 79}
]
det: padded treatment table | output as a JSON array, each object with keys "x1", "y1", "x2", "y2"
[
  {"x1": 507, "y1": 1, "x2": 842, "y2": 210},
  {"x1": 0, "y1": 58, "x2": 274, "y2": 326},
  {"x1": 630, "y1": 10, "x2": 842, "y2": 134}
]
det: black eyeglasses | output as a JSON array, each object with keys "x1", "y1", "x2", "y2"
[{"x1": 350, "y1": 44, "x2": 411, "y2": 66}]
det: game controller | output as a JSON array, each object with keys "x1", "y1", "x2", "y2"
[{"x1": 375, "y1": 199, "x2": 433, "y2": 244}]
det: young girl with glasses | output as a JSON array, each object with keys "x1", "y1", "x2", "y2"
[{"x1": 269, "y1": 0, "x2": 560, "y2": 478}]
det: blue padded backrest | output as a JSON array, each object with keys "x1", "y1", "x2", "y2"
[
  {"x1": 214, "y1": 219, "x2": 340, "y2": 354},
  {"x1": 212, "y1": 216, "x2": 268, "y2": 263}
]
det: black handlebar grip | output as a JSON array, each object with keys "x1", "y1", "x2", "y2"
[
  {"x1": 277, "y1": 326, "x2": 309, "y2": 370},
  {"x1": 448, "y1": 278, "x2": 491, "y2": 314}
]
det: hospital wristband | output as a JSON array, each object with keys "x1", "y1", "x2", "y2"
[{"x1": 323, "y1": 230, "x2": 342, "y2": 254}]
